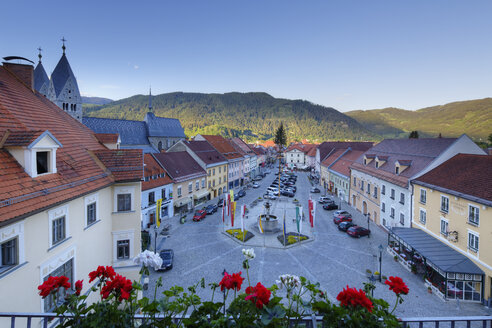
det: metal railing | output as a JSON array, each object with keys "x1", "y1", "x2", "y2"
[{"x1": 1, "y1": 313, "x2": 491, "y2": 328}]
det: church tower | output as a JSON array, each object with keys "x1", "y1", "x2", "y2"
[
  {"x1": 46, "y1": 38, "x2": 83, "y2": 122},
  {"x1": 33, "y1": 47, "x2": 50, "y2": 96}
]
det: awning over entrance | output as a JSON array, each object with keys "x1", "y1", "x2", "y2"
[
  {"x1": 390, "y1": 228, "x2": 484, "y2": 275},
  {"x1": 193, "y1": 190, "x2": 210, "y2": 200},
  {"x1": 174, "y1": 198, "x2": 192, "y2": 208}
]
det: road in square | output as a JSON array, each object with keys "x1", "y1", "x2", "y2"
[{"x1": 145, "y1": 168, "x2": 490, "y2": 317}]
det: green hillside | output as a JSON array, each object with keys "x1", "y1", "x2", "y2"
[
  {"x1": 83, "y1": 92, "x2": 379, "y2": 142},
  {"x1": 346, "y1": 98, "x2": 492, "y2": 140}
]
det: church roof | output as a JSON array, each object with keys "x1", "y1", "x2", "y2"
[
  {"x1": 83, "y1": 117, "x2": 150, "y2": 146},
  {"x1": 50, "y1": 54, "x2": 79, "y2": 97},
  {"x1": 33, "y1": 62, "x2": 49, "y2": 93},
  {"x1": 144, "y1": 112, "x2": 186, "y2": 138}
]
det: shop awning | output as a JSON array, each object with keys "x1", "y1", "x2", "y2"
[
  {"x1": 390, "y1": 228, "x2": 484, "y2": 275},
  {"x1": 193, "y1": 190, "x2": 210, "y2": 199},
  {"x1": 174, "y1": 199, "x2": 192, "y2": 207}
]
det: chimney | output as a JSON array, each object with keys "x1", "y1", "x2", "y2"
[{"x1": 3, "y1": 62, "x2": 34, "y2": 90}]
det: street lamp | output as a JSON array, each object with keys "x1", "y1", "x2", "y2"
[
  {"x1": 378, "y1": 244, "x2": 383, "y2": 282},
  {"x1": 366, "y1": 213, "x2": 371, "y2": 238},
  {"x1": 154, "y1": 224, "x2": 159, "y2": 252}
]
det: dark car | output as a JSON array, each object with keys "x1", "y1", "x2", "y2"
[
  {"x1": 310, "y1": 187, "x2": 321, "y2": 193},
  {"x1": 237, "y1": 190, "x2": 246, "y2": 198},
  {"x1": 281, "y1": 190, "x2": 295, "y2": 197},
  {"x1": 338, "y1": 221, "x2": 356, "y2": 232},
  {"x1": 157, "y1": 249, "x2": 174, "y2": 271},
  {"x1": 193, "y1": 210, "x2": 207, "y2": 221},
  {"x1": 347, "y1": 226, "x2": 371, "y2": 238},
  {"x1": 323, "y1": 202, "x2": 339, "y2": 210},
  {"x1": 217, "y1": 198, "x2": 225, "y2": 207},
  {"x1": 333, "y1": 214, "x2": 353, "y2": 225},
  {"x1": 205, "y1": 204, "x2": 218, "y2": 214}
]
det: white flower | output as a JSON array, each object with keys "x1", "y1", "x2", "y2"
[
  {"x1": 242, "y1": 248, "x2": 256, "y2": 260},
  {"x1": 277, "y1": 274, "x2": 301, "y2": 290},
  {"x1": 133, "y1": 250, "x2": 163, "y2": 270}
]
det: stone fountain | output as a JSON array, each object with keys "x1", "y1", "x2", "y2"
[{"x1": 258, "y1": 201, "x2": 279, "y2": 233}]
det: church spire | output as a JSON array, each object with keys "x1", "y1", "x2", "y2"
[
  {"x1": 148, "y1": 86, "x2": 153, "y2": 112},
  {"x1": 61, "y1": 37, "x2": 66, "y2": 55},
  {"x1": 37, "y1": 47, "x2": 42, "y2": 63}
]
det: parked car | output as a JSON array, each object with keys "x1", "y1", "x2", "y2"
[
  {"x1": 156, "y1": 249, "x2": 174, "y2": 271},
  {"x1": 318, "y1": 196, "x2": 332, "y2": 204},
  {"x1": 237, "y1": 190, "x2": 246, "y2": 198},
  {"x1": 333, "y1": 210, "x2": 351, "y2": 218},
  {"x1": 217, "y1": 199, "x2": 224, "y2": 207},
  {"x1": 193, "y1": 210, "x2": 207, "y2": 221},
  {"x1": 252, "y1": 183, "x2": 260, "y2": 188},
  {"x1": 253, "y1": 176, "x2": 262, "y2": 181},
  {"x1": 333, "y1": 214, "x2": 353, "y2": 225},
  {"x1": 338, "y1": 221, "x2": 356, "y2": 232},
  {"x1": 263, "y1": 193, "x2": 278, "y2": 200},
  {"x1": 205, "y1": 204, "x2": 218, "y2": 215},
  {"x1": 310, "y1": 187, "x2": 321, "y2": 193},
  {"x1": 347, "y1": 226, "x2": 371, "y2": 238},
  {"x1": 281, "y1": 190, "x2": 295, "y2": 197},
  {"x1": 323, "y1": 202, "x2": 339, "y2": 210}
]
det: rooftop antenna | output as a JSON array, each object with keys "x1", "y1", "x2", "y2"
[
  {"x1": 61, "y1": 37, "x2": 67, "y2": 54},
  {"x1": 37, "y1": 47, "x2": 42, "y2": 63}
]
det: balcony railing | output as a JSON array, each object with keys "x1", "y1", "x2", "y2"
[{"x1": 1, "y1": 313, "x2": 491, "y2": 328}]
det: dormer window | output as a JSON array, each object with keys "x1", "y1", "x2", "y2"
[
  {"x1": 375, "y1": 161, "x2": 379, "y2": 168},
  {"x1": 395, "y1": 166, "x2": 400, "y2": 175},
  {"x1": 36, "y1": 151, "x2": 49, "y2": 174}
]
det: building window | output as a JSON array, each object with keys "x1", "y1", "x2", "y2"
[
  {"x1": 87, "y1": 202, "x2": 96, "y2": 225},
  {"x1": 399, "y1": 213, "x2": 405, "y2": 225},
  {"x1": 420, "y1": 189, "x2": 426, "y2": 204},
  {"x1": 201, "y1": 178, "x2": 205, "y2": 188},
  {"x1": 390, "y1": 207, "x2": 395, "y2": 218},
  {"x1": 381, "y1": 185, "x2": 385, "y2": 195},
  {"x1": 161, "y1": 188, "x2": 166, "y2": 200},
  {"x1": 36, "y1": 151, "x2": 49, "y2": 175},
  {"x1": 468, "y1": 205, "x2": 479, "y2": 226},
  {"x1": 117, "y1": 194, "x2": 131, "y2": 212},
  {"x1": 117, "y1": 240, "x2": 130, "y2": 259},
  {"x1": 390, "y1": 189, "x2": 395, "y2": 200},
  {"x1": 219, "y1": 167, "x2": 221, "y2": 173},
  {"x1": 148, "y1": 192, "x2": 155, "y2": 205},
  {"x1": 353, "y1": 177, "x2": 356, "y2": 186},
  {"x1": 367, "y1": 183, "x2": 371, "y2": 194},
  {"x1": 1, "y1": 238, "x2": 18, "y2": 270},
  {"x1": 468, "y1": 232, "x2": 479, "y2": 252},
  {"x1": 196, "y1": 181, "x2": 199, "y2": 191},
  {"x1": 208, "y1": 170, "x2": 211, "y2": 176},
  {"x1": 223, "y1": 186, "x2": 227, "y2": 194},
  {"x1": 219, "y1": 177, "x2": 221, "y2": 184},
  {"x1": 177, "y1": 186, "x2": 182, "y2": 197},
  {"x1": 373, "y1": 186, "x2": 378, "y2": 199},
  {"x1": 381, "y1": 202, "x2": 385, "y2": 213},
  {"x1": 440, "y1": 219, "x2": 448, "y2": 236},
  {"x1": 43, "y1": 259, "x2": 73, "y2": 312},
  {"x1": 213, "y1": 180, "x2": 215, "y2": 187},
  {"x1": 188, "y1": 183, "x2": 192, "y2": 193},
  {"x1": 213, "y1": 168, "x2": 216, "y2": 175},
  {"x1": 400, "y1": 193, "x2": 405, "y2": 205},
  {"x1": 441, "y1": 196, "x2": 449, "y2": 213},
  {"x1": 360, "y1": 181, "x2": 364, "y2": 191},
  {"x1": 419, "y1": 209, "x2": 426, "y2": 225},
  {"x1": 52, "y1": 216, "x2": 66, "y2": 245},
  {"x1": 375, "y1": 161, "x2": 379, "y2": 168},
  {"x1": 395, "y1": 166, "x2": 399, "y2": 175},
  {"x1": 208, "y1": 181, "x2": 211, "y2": 188}
]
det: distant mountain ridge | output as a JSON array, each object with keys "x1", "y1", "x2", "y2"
[
  {"x1": 346, "y1": 98, "x2": 492, "y2": 140},
  {"x1": 83, "y1": 92, "x2": 378, "y2": 142},
  {"x1": 82, "y1": 96, "x2": 113, "y2": 105}
]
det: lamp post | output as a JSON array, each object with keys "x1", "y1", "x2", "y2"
[
  {"x1": 378, "y1": 244, "x2": 383, "y2": 282},
  {"x1": 154, "y1": 224, "x2": 159, "y2": 252},
  {"x1": 366, "y1": 213, "x2": 371, "y2": 238}
]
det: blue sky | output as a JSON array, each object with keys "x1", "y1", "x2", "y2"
[{"x1": 2, "y1": 0, "x2": 491, "y2": 111}]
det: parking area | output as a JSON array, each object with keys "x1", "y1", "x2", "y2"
[{"x1": 145, "y1": 168, "x2": 491, "y2": 318}]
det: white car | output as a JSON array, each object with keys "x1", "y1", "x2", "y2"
[
  {"x1": 252, "y1": 183, "x2": 260, "y2": 188},
  {"x1": 318, "y1": 196, "x2": 331, "y2": 204},
  {"x1": 333, "y1": 210, "x2": 350, "y2": 218},
  {"x1": 264, "y1": 193, "x2": 278, "y2": 200}
]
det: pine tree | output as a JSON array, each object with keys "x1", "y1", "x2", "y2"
[
  {"x1": 409, "y1": 131, "x2": 419, "y2": 139},
  {"x1": 274, "y1": 123, "x2": 287, "y2": 148}
]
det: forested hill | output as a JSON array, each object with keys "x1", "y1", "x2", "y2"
[
  {"x1": 83, "y1": 92, "x2": 378, "y2": 142},
  {"x1": 346, "y1": 98, "x2": 492, "y2": 140}
]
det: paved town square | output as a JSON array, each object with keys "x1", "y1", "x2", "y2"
[{"x1": 146, "y1": 169, "x2": 492, "y2": 318}]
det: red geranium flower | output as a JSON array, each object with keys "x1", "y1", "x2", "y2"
[
  {"x1": 75, "y1": 280, "x2": 83, "y2": 296},
  {"x1": 336, "y1": 286, "x2": 373, "y2": 312},
  {"x1": 245, "y1": 282, "x2": 271, "y2": 309},
  {"x1": 385, "y1": 276, "x2": 409, "y2": 295},
  {"x1": 38, "y1": 276, "x2": 71, "y2": 299},
  {"x1": 219, "y1": 271, "x2": 245, "y2": 291},
  {"x1": 101, "y1": 274, "x2": 133, "y2": 301},
  {"x1": 89, "y1": 266, "x2": 116, "y2": 283}
]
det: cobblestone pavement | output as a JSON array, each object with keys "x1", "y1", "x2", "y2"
[{"x1": 145, "y1": 168, "x2": 492, "y2": 318}]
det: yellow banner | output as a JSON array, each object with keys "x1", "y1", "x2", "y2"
[
  {"x1": 156, "y1": 198, "x2": 162, "y2": 227},
  {"x1": 229, "y1": 189, "x2": 234, "y2": 202}
]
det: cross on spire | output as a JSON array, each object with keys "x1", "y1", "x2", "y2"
[
  {"x1": 37, "y1": 47, "x2": 42, "y2": 63},
  {"x1": 61, "y1": 37, "x2": 67, "y2": 54}
]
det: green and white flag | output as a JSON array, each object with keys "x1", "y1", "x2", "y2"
[{"x1": 295, "y1": 206, "x2": 300, "y2": 233}]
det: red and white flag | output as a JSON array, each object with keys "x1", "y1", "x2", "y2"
[
  {"x1": 308, "y1": 199, "x2": 314, "y2": 228},
  {"x1": 240, "y1": 204, "x2": 246, "y2": 233}
]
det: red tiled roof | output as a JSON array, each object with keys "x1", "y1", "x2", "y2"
[
  {"x1": 153, "y1": 151, "x2": 206, "y2": 182},
  {"x1": 413, "y1": 154, "x2": 492, "y2": 203},
  {"x1": 142, "y1": 154, "x2": 173, "y2": 191},
  {"x1": 260, "y1": 140, "x2": 276, "y2": 148},
  {"x1": 321, "y1": 149, "x2": 346, "y2": 167},
  {"x1": 93, "y1": 149, "x2": 143, "y2": 182},
  {"x1": 306, "y1": 147, "x2": 317, "y2": 157},
  {"x1": 199, "y1": 135, "x2": 243, "y2": 160},
  {"x1": 0, "y1": 65, "x2": 121, "y2": 223},
  {"x1": 330, "y1": 150, "x2": 366, "y2": 177},
  {"x1": 1, "y1": 130, "x2": 44, "y2": 147},
  {"x1": 94, "y1": 133, "x2": 119, "y2": 144},
  {"x1": 318, "y1": 142, "x2": 373, "y2": 162},
  {"x1": 186, "y1": 140, "x2": 227, "y2": 165}
]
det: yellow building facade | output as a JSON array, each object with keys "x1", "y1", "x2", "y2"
[{"x1": 207, "y1": 163, "x2": 229, "y2": 199}]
